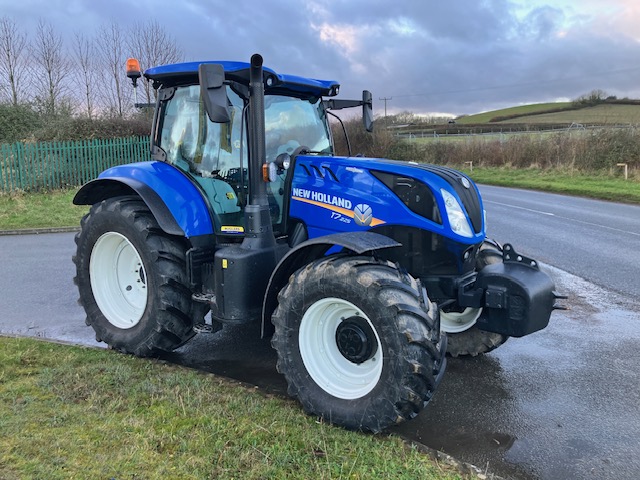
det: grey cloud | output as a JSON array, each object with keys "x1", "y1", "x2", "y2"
[
  {"x1": 3, "y1": 0, "x2": 640, "y2": 115},
  {"x1": 518, "y1": 6, "x2": 566, "y2": 41}
]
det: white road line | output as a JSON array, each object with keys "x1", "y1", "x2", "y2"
[
  {"x1": 565, "y1": 218, "x2": 640, "y2": 237},
  {"x1": 485, "y1": 200, "x2": 555, "y2": 216},
  {"x1": 486, "y1": 200, "x2": 640, "y2": 237}
]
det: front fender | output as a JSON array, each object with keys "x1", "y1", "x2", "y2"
[
  {"x1": 260, "y1": 231, "x2": 401, "y2": 337},
  {"x1": 74, "y1": 161, "x2": 214, "y2": 238}
]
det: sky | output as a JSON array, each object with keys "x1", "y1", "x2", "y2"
[{"x1": 2, "y1": 0, "x2": 640, "y2": 117}]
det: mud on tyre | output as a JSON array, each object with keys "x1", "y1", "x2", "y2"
[{"x1": 271, "y1": 255, "x2": 446, "y2": 432}]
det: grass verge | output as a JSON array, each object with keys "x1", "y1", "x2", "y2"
[
  {"x1": 0, "y1": 189, "x2": 88, "y2": 230},
  {"x1": 461, "y1": 167, "x2": 640, "y2": 204},
  {"x1": 0, "y1": 337, "x2": 466, "y2": 480}
]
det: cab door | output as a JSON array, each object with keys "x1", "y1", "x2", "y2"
[{"x1": 158, "y1": 84, "x2": 248, "y2": 237}]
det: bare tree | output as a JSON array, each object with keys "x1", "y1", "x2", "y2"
[
  {"x1": 96, "y1": 22, "x2": 129, "y2": 118},
  {"x1": 73, "y1": 33, "x2": 96, "y2": 119},
  {"x1": 129, "y1": 20, "x2": 183, "y2": 104},
  {"x1": 0, "y1": 16, "x2": 29, "y2": 105},
  {"x1": 32, "y1": 20, "x2": 72, "y2": 116}
]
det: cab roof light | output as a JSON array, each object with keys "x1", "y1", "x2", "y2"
[{"x1": 126, "y1": 58, "x2": 142, "y2": 87}]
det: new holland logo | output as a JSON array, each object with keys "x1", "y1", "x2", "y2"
[
  {"x1": 353, "y1": 204, "x2": 373, "y2": 226},
  {"x1": 291, "y1": 190, "x2": 386, "y2": 227}
]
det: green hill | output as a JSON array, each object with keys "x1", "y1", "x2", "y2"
[
  {"x1": 456, "y1": 101, "x2": 640, "y2": 125},
  {"x1": 457, "y1": 102, "x2": 571, "y2": 124},
  {"x1": 499, "y1": 104, "x2": 640, "y2": 125}
]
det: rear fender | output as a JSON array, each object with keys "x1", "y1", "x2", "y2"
[
  {"x1": 73, "y1": 161, "x2": 214, "y2": 238},
  {"x1": 260, "y1": 231, "x2": 401, "y2": 337}
]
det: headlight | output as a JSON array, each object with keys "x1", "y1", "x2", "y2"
[{"x1": 441, "y1": 189, "x2": 474, "y2": 238}]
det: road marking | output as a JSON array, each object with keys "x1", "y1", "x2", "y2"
[
  {"x1": 486, "y1": 201, "x2": 640, "y2": 237},
  {"x1": 486, "y1": 200, "x2": 555, "y2": 216},
  {"x1": 565, "y1": 218, "x2": 640, "y2": 237}
]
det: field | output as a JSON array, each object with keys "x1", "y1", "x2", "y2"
[
  {"x1": 453, "y1": 101, "x2": 640, "y2": 127},
  {"x1": 497, "y1": 103, "x2": 640, "y2": 125},
  {"x1": 456, "y1": 102, "x2": 571, "y2": 124}
]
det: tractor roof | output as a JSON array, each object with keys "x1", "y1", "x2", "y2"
[{"x1": 145, "y1": 61, "x2": 340, "y2": 98}]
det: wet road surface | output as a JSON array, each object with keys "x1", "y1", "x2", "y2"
[
  {"x1": 160, "y1": 266, "x2": 640, "y2": 480},
  {"x1": 2, "y1": 213, "x2": 640, "y2": 479}
]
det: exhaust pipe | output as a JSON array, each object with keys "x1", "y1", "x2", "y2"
[
  {"x1": 241, "y1": 53, "x2": 275, "y2": 248},
  {"x1": 248, "y1": 53, "x2": 268, "y2": 207}
]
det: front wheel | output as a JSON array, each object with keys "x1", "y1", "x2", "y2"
[
  {"x1": 442, "y1": 240, "x2": 509, "y2": 357},
  {"x1": 73, "y1": 196, "x2": 202, "y2": 356},
  {"x1": 271, "y1": 255, "x2": 446, "y2": 432}
]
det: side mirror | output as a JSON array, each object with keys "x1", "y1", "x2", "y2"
[
  {"x1": 362, "y1": 90, "x2": 373, "y2": 132},
  {"x1": 198, "y1": 63, "x2": 231, "y2": 123}
]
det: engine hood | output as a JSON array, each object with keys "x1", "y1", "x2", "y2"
[{"x1": 292, "y1": 155, "x2": 484, "y2": 237}]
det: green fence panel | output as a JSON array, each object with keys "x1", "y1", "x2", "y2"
[
  {"x1": 0, "y1": 144, "x2": 6, "y2": 191},
  {"x1": 0, "y1": 136, "x2": 151, "y2": 193}
]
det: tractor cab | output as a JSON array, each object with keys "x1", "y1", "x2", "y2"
[{"x1": 142, "y1": 61, "x2": 340, "y2": 240}]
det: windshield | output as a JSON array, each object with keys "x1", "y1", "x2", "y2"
[
  {"x1": 265, "y1": 96, "x2": 332, "y2": 158},
  {"x1": 159, "y1": 88, "x2": 332, "y2": 170}
]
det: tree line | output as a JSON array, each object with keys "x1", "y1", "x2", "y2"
[{"x1": 0, "y1": 16, "x2": 182, "y2": 141}]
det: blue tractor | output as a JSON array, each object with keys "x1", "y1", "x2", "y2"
[{"x1": 73, "y1": 54, "x2": 561, "y2": 432}]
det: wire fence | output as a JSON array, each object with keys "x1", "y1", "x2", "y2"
[{"x1": 0, "y1": 136, "x2": 151, "y2": 193}]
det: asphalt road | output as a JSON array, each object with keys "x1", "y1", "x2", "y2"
[
  {"x1": 1, "y1": 188, "x2": 639, "y2": 479},
  {"x1": 479, "y1": 185, "x2": 640, "y2": 298}
]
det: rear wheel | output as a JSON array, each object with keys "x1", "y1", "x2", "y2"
[
  {"x1": 271, "y1": 255, "x2": 446, "y2": 432},
  {"x1": 73, "y1": 196, "x2": 202, "y2": 356},
  {"x1": 442, "y1": 240, "x2": 508, "y2": 357}
]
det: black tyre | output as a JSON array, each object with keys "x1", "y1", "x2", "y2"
[
  {"x1": 271, "y1": 255, "x2": 446, "y2": 432},
  {"x1": 442, "y1": 240, "x2": 509, "y2": 357},
  {"x1": 73, "y1": 196, "x2": 202, "y2": 356}
]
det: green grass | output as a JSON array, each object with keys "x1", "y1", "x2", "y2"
[
  {"x1": 457, "y1": 102, "x2": 640, "y2": 126},
  {"x1": 498, "y1": 104, "x2": 640, "y2": 125},
  {"x1": 462, "y1": 167, "x2": 640, "y2": 203},
  {"x1": 456, "y1": 102, "x2": 571, "y2": 124},
  {"x1": 0, "y1": 189, "x2": 88, "y2": 230},
  {"x1": 0, "y1": 337, "x2": 465, "y2": 480}
]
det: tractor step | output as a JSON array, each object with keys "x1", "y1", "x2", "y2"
[
  {"x1": 192, "y1": 292, "x2": 215, "y2": 305},
  {"x1": 193, "y1": 323, "x2": 216, "y2": 334}
]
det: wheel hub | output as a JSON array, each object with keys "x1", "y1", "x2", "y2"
[
  {"x1": 298, "y1": 297, "x2": 383, "y2": 399},
  {"x1": 335, "y1": 316, "x2": 377, "y2": 364},
  {"x1": 440, "y1": 306, "x2": 483, "y2": 333}
]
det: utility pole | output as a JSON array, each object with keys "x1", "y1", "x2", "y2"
[{"x1": 379, "y1": 96, "x2": 392, "y2": 125}]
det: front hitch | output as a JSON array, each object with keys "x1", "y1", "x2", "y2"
[{"x1": 473, "y1": 244, "x2": 565, "y2": 337}]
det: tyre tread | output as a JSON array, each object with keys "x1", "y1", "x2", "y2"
[
  {"x1": 73, "y1": 196, "x2": 202, "y2": 357},
  {"x1": 271, "y1": 255, "x2": 445, "y2": 432}
]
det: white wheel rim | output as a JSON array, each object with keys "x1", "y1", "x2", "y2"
[
  {"x1": 299, "y1": 298, "x2": 383, "y2": 399},
  {"x1": 440, "y1": 307, "x2": 483, "y2": 333},
  {"x1": 90, "y1": 232, "x2": 148, "y2": 329}
]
